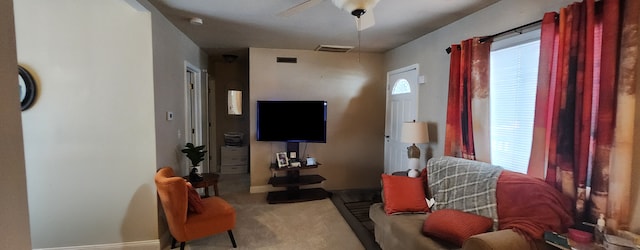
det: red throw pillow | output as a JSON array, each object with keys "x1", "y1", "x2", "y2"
[
  {"x1": 381, "y1": 174, "x2": 430, "y2": 215},
  {"x1": 420, "y1": 168, "x2": 431, "y2": 199},
  {"x1": 422, "y1": 209, "x2": 493, "y2": 246},
  {"x1": 186, "y1": 182, "x2": 205, "y2": 214}
]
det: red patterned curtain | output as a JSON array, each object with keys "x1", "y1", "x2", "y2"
[
  {"x1": 528, "y1": 0, "x2": 639, "y2": 230},
  {"x1": 445, "y1": 38, "x2": 492, "y2": 161}
]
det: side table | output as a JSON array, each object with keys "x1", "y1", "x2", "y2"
[{"x1": 183, "y1": 173, "x2": 219, "y2": 197}]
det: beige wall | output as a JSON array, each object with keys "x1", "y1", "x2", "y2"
[
  {"x1": 15, "y1": 1, "x2": 158, "y2": 248},
  {"x1": 249, "y1": 48, "x2": 385, "y2": 191},
  {"x1": 0, "y1": 0, "x2": 32, "y2": 249},
  {"x1": 385, "y1": 0, "x2": 639, "y2": 231}
]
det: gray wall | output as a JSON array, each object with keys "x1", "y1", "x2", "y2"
[
  {"x1": 385, "y1": 0, "x2": 639, "y2": 231},
  {"x1": 0, "y1": 0, "x2": 32, "y2": 249},
  {"x1": 137, "y1": 0, "x2": 209, "y2": 246},
  {"x1": 137, "y1": 0, "x2": 209, "y2": 177},
  {"x1": 385, "y1": 0, "x2": 576, "y2": 158}
]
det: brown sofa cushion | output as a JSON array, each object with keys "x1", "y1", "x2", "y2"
[
  {"x1": 381, "y1": 174, "x2": 430, "y2": 215},
  {"x1": 422, "y1": 209, "x2": 493, "y2": 247}
]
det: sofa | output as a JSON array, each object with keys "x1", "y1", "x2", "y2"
[{"x1": 369, "y1": 156, "x2": 574, "y2": 250}]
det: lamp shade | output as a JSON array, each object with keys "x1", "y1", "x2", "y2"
[
  {"x1": 400, "y1": 122, "x2": 429, "y2": 144},
  {"x1": 332, "y1": 0, "x2": 380, "y2": 13}
]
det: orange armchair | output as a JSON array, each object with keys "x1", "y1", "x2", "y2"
[{"x1": 155, "y1": 167, "x2": 237, "y2": 249}]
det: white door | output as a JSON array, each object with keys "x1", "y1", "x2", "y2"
[
  {"x1": 384, "y1": 65, "x2": 419, "y2": 174},
  {"x1": 185, "y1": 62, "x2": 204, "y2": 174}
]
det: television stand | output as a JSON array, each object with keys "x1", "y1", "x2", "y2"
[{"x1": 267, "y1": 163, "x2": 329, "y2": 204}]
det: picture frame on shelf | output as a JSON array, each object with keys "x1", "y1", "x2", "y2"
[{"x1": 276, "y1": 152, "x2": 289, "y2": 168}]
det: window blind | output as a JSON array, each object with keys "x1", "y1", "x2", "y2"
[{"x1": 490, "y1": 40, "x2": 540, "y2": 174}]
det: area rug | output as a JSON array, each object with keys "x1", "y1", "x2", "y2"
[
  {"x1": 330, "y1": 189, "x2": 382, "y2": 250},
  {"x1": 185, "y1": 193, "x2": 364, "y2": 250}
]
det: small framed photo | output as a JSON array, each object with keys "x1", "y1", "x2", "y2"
[{"x1": 276, "y1": 152, "x2": 289, "y2": 168}]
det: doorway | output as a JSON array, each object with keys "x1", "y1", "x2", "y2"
[
  {"x1": 185, "y1": 62, "x2": 207, "y2": 174},
  {"x1": 384, "y1": 64, "x2": 419, "y2": 174}
]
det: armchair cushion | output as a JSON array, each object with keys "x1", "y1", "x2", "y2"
[
  {"x1": 155, "y1": 167, "x2": 236, "y2": 245},
  {"x1": 184, "y1": 196, "x2": 236, "y2": 240}
]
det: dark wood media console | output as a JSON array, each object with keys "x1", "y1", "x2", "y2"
[{"x1": 267, "y1": 163, "x2": 329, "y2": 204}]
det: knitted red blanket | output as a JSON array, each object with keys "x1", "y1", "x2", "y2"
[{"x1": 496, "y1": 170, "x2": 574, "y2": 240}]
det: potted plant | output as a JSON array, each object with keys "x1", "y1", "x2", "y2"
[{"x1": 182, "y1": 143, "x2": 207, "y2": 182}]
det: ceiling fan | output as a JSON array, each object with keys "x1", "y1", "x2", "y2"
[{"x1": 278, "y1": 0, "x2": 380, "y2": 31}]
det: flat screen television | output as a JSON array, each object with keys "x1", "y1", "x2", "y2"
[{"x1": 257, "y1": 100, "x2": 327, "y2": 143}]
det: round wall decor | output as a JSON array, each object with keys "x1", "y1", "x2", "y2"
[{"x1": 18, "y1": 66, "x2": 37, "y2": 111}]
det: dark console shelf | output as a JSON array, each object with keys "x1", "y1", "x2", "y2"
[
  {"x1": 267, "y1": 162, "x2": 328, "y2": 204},
  {"x1": 270, "y1": 163, "x2": 320, "y2": 171},
  {"x1": 267, "y1": 188, "x2": 329, "y2": 204},
  {"x1": 269, "y1": 174, "x2": 326, "y2": 187}
]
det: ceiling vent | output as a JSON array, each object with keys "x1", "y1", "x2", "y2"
[
  {"x1": 315, "y1": 45, "x2": 354, "y2": 53},
  {"x1": 276, "y1": 57, "x2": 297, "y2": 63}
]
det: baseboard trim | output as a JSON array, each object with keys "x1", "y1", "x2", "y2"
[
  {"x1": 34, "y1": 240, "x2": 160, "y2": 250},
  {"x1": 250, "y1": 183, "x2": 324, "y2": 194}
]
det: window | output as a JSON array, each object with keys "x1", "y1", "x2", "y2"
[
  {"x1": 490, "y1": 31, "x2": 540, "y2": 174},
  {"x1": 392, "y1": 79, "x2": 411, "y2": 95}
]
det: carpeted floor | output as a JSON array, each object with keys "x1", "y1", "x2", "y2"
[
  {"x1": 330, "y1": 189, "x2": 382, "y2": 250},
  {"x1": 181, "y1": 176, "x2": 365, "y2": 250}
]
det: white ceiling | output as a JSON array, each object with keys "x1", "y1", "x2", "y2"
[{"x1": 149, "y1": 0, "x2": 500, "y2": 54}]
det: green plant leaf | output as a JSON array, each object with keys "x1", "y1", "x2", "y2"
[{"x1": 182, "y1": 143, "x2": 207, "y2": 166}]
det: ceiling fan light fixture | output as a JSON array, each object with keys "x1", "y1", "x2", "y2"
[
  {"x1": 351, "y1": 9, "x2": 366, "y2": 18},
  {"x1": 332, "y1": 0, "x2": 380, "y2": 15}
]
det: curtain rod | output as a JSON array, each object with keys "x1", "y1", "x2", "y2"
[{"x1": 445, "y1": 18, "x2": 544, "y2": 54}]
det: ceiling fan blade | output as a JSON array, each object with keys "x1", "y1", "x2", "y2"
[
  {"x1": 355, "y1": 9, "x2": 375, "y2": 31},
  {"x1": 278, "y1": 0, "x2": 324, "y2": 17}
]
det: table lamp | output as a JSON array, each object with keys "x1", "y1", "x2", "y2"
[{"x1": 401, "y1": 121, "x2": 429, "y2": 177}]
